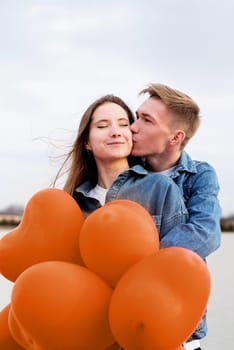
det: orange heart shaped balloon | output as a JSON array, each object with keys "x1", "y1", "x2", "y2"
[
  {"x1": 79, "y1": 200, "x2": 159, "y2": 287},
  {"x1": 0, "y1": 304, "x2": 25, "y2": 350},
  {"x1": 9, "y1": 261, "x2": 114, "y2": 350},
  {"x1": 109, "y1": 247, "x2": 210, "y2": 350},
  {"x1": 0, "y1": 188, "x2": 85, "y2": 282}
]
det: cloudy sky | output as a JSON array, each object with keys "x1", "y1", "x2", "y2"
[{"x1": 1, "y1": 0, "x2": 234, "y2": 216}]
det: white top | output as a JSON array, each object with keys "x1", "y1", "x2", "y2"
[
  {"x1": 87, "y1": 184, "x2": 108, "y2": 206},
  {"x1": 157, "y1": 166, "x2": 176, "y2": 177}
]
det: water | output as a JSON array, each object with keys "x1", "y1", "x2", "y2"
[
  {"x1": 202, "y1": 233, "x2": 234, "y2": 349},
  {"x1": 0, "y1": 227, "x2": 14, "y2": 311},
  {"x1": 0, "y1": 227, "x2": 233, "y2": 349}
]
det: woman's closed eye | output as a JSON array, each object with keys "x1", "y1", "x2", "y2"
[
  {"x1": 96, "y1": 122, "x2": 129, "y2": 128},
  {"x1": 97, "y1": 124, "x2": 108, "y2": 128}
]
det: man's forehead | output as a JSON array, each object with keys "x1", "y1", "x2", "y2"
[{"x1": 137, "y1": 97, "x2": 167, "y2": 114}]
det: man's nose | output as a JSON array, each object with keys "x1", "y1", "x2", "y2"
[{"x1": 130, "y1": 121, "x2": 138, "y2": 132}]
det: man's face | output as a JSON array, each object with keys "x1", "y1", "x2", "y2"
[{"x1": 130, "y1": 97, "x2": 174, "y2": 157}]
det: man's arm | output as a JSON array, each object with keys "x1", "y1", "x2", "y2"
[{"x1": 160, "y1": 166, "x2": 222, "y2": 259}]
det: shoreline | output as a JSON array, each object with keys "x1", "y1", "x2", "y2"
[
  {"x1": 1, "y1": 215, "x2": 234, "y2": 232},
  {"x1": 0, "y1": 221, "x2": 20, "y2": 227},
  {"x1": 0, "y1": 223, "x2": 234, "y2": 233}
]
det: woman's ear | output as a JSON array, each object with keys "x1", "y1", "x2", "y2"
[{"x1": 85, "y1": 141, "x2": 92, "y2": 151}]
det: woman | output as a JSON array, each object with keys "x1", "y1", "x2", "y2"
[{"x1": 54, "y1": 94, "x2": 188, "y2": 238}]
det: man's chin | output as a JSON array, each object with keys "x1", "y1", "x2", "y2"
[{"x1": 131, "y1": 149, "x2": 144, "y2": 156}]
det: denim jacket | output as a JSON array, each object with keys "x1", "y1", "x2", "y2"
[
  {"x1": 160, "y1": 151, "x2": 222, "y2": 259},
  {"x1": 163, "y1": 151, "x2": 222, "y2": 342},
  {"x1": 74, "y1": 164, "x2": 188, "y2": 239}
]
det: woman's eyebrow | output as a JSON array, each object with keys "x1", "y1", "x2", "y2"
[
  {"x1": 118, "y1": 117, "x2": 129, "y2": 122},
  {"x1": 92, "y1": 119, "x2": 109, "y2": 125},
  {"x1": 93, "y1": 116, "x2": 129, "y2": 124}
]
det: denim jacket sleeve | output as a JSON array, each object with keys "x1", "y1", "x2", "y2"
[
  {"x1": 160, "y1": 159, "x2": 222, "y2": 259},
  {"x1": 74, "y1": 165, "x2": 188, "y2": 237}
]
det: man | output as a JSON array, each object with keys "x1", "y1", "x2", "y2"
[{"x1": 130, "y1": 83, "x2": 222, "y2": 350}]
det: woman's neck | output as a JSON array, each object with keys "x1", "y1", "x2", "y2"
[{"x1": 96, "y1": 159, "x2": 129, "y2": 188}]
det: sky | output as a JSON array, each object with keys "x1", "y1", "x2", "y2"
[{"x1": 0, "y1": 0, "x2": 234, "y2": 216}]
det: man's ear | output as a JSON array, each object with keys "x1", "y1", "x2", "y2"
[{"x1": 170, "y1": 130, "x2": 186, "y2": 145}]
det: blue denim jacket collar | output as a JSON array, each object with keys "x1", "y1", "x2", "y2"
[
  {"x1": 170, "y1": 151, "x2": 197, "y2": 178},
  {"x1": 75, "y1": 164, "x2": 148, "y2": 195},
  {"x1": 76, "y1": 153, "x2": 195, "y2": 195}
]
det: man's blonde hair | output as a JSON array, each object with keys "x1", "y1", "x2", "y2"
[{"x1": 140, "y1": 83, "x2": 200, "y2": 148}]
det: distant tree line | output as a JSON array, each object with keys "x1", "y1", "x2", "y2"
[
  {"x1": 0, "y1": 218, "x2": 21, "y2": 226},
  {"x1": 1, "y1": 204, "x2": 234, "y2": 232},
  {"x1": 0, "y1": 205, "x2": 23, "y2": 226},
  {"x1": 220, "y1": 215, "x2": 234, "y2": 232}
]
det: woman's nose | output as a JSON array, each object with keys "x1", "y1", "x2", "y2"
[{"x1": 110, "y1": 125, "x2": 121, "y2": 136}]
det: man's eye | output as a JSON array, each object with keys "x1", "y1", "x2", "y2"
[{"x1": 145, "y1": 118, "x2": 152, "y2": 123}]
